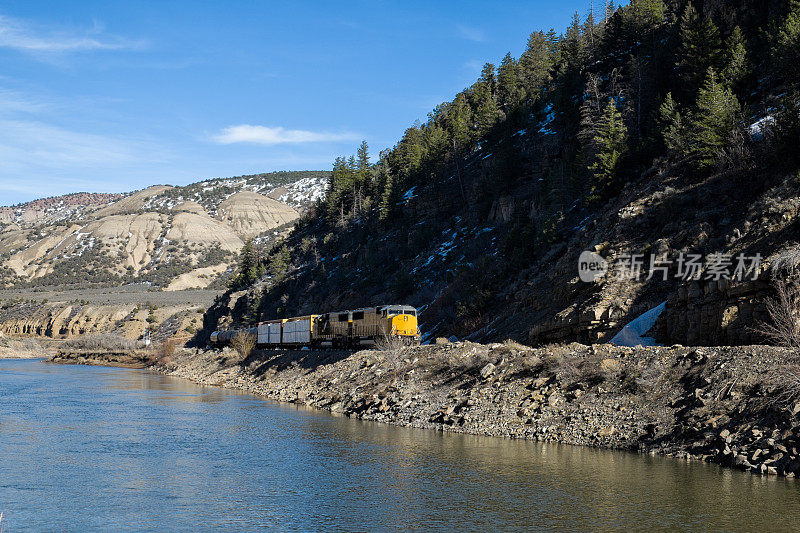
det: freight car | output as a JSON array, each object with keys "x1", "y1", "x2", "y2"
[{"x1": 210, "y1": 305, "x2": 420, "y2": 349}]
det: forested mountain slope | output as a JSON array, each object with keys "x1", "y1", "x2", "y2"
[{"x1": 207, "y1": 0, "x2": 800, "y2": 346}]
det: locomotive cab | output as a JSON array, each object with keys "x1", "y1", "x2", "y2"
[{"x1": 381, "y1": 305, "x2": 420, "y2": 342}]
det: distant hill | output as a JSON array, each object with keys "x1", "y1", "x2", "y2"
[{"x1": 0, "y1": 170, "x2": 328, "y2": 291}]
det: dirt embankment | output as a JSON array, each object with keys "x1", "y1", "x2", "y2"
[
  {"x1": 0, "y1": 335, "x2": 49, "y2": 358},
  {"x1": 137, "y1": 341, "x2": 800, "y2": 479}
]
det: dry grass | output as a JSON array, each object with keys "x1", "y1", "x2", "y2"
[
  {"x1": 232, "y1": 330, "x2": 256, "y2": 360},
  {"x1": 755, "y1": 280, "x2": 800, "y2": 350},
  {"x1": 61, "y1": 334, "x2": 137, "y2": 352}
]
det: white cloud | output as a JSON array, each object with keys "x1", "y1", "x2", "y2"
[
  {"x1": 212, "y1": 125, "x2": 358, "y2": 145},
  {"x1": 0, "y1": 119, "x2": 145, "y2": 171},
  {"x1": 456, "y1": 24, "x2": 486, "y2": 43},
  {"x1": 0, "y1": 14, "x2": 145, "y2": 54}
]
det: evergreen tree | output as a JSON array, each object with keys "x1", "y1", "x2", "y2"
[
  {"x1": 562, "y1": 12, "x2": 586, "y2": 67},
  {"x1": 326, "y1": 156, "x2": 354, "y2": 221},
  {"x1": 679, "y1": 3, "x2": 724, "y2": 92},
  {"x1": 589, "y1": 99, "x2": 628, "y2": 200},
  {"x1": 378, "y1": 172, "x2": 395, "y2": 221},
  {"x1": 658, "y1": 92, "x2": 687, "y2": 155},
  {"x1": 722, "y1": 26, "x2": 748, "y2": 85},
  {"x1": 355, "y1": 140, "x2": 371, "y2": 214},
  {"x1": 546, "y1": 28, "x2": 562, "y2": 71},
  {"x1": 622, "y1": 0, "x2": 664, "y2": 34},
  {"x1": 472, "y1": 63, "x2": 500, "y2": 135},
  {"x1": 519, "y1": 31, "x2": 552, "y2": 103},
  {"x1": 688, "y1": 68, "x2": 740, "y2": 169},
  {"x1": 497, "y1": 52, "x2": 525, "y2": 112},
  {"x1": 447, "y1": 92, "x2": 473, "y2": 149},
  {"x1": 777, "y1": 0, "x2": 800, "y2": 84},
  {"x1": 230, "y1": 239, "x2": 259, "y2": 289}
]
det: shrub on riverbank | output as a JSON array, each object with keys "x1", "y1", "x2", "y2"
[{"x1": 61, "y1": 334, "x2": 137, "y2": 352}]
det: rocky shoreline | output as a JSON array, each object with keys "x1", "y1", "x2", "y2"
[
  {"x1": 49, "y1": 349, "x2": 151, "y2": 368},
  {"x1": 50, "y1": 340, "x2": 800, "y2": 478}
]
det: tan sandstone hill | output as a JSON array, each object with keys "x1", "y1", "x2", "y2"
[{"x1": 0, "y1": 171, "x2": 326, "y2": 291}]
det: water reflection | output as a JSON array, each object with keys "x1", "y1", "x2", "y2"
[{"x1": 0, "y1": 358, "x2": 797, "y2": 532}]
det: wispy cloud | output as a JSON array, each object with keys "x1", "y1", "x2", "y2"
[
  {"x1": 0, "y1": 14, "x2": 146, "y2": 55},
  {"x1": 455, "y1": 24, "x2": 486, "y2": 43},
  {"x1": 212, "y1": 125, "x2": 359, "y2": 145},
  {"x1": 0, "y1": 119, "x2": 140, "y2": 169}
]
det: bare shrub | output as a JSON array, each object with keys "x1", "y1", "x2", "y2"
[
  {"x1": 761, "y1": 365, "x2": 800, "y2": 409},
  {"x1": 231, "y1": 330, "x2": 256, "y2": 360},
  {"x1": 147, "y1": 338, "x2": 177, "y2": 365},
  {"x1": 375, "y1": 333, "x2": 407, "y2": 352},
  {"x1": 160, "y1": 338, "x2": 176, "y2": 358},
  {"x1": 771, "y1": 245, "x2": 800, "y2": 278},
  {"x1": 543, "y1": 347, "x2": 605, "y2": 388},
  {"x1": 61, "y1": 334, "x2": 137, "y2": 352},
  {"x1": 755, "y1": 281, "x2": 800, "y2": 350}
]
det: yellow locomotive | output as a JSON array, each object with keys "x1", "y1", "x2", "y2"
[{"x1": 210, "y1": 305, "x2": 420, "y2": 349}]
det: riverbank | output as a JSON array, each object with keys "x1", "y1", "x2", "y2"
[
  {"x1": 0, "y1": 335, "x2": 50, "y2": 358},
  {"x1": 52, "y1": 340, "x2": 800, "y2": 478}
]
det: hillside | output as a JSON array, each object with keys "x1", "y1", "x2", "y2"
[
  {"x1": 0, "y1": 170, "x2": 327, "y2": 291},
  {"x1": 203, "y1": 0, "x2": 800, "y2": 348}
]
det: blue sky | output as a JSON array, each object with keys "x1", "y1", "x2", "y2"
[{"x1": 0, "y1": 0, "x2": 592, "y2": 206}]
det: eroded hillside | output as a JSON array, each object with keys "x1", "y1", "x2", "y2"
[{"x1": 0, "y1": 171, "x2": 327, "y2": 291}]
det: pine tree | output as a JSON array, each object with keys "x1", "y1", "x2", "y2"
[
  {"x1": 355, "y1": 140, "x2": 371, "y2": 214},
  {"x1": 497, "y1": 53, "x2": 525, "y2": 112},
  {"x1": 546, "y1": 28, "x2": 562, "y2": 70},
  {"x1": 622, "y1": 0, "x2": 664, "y2": 34},
  {"x1": 562, "y1": 12, "x2": 586, "y2": 67},
  {"x1": 230, "y1": 239, "x2": 259, "y2": 288},
  {"x1": 658, "y1": 92, "x2": 686, "y2": 155},
  {"x1": 519, "y1": 31, "x2": 552, "y2": 103},
  {"x1": 447, "y1": 92, "x2": 473, "y2": 149},
  {"x1": 689, "y1": 68, "x2": 740, "y2": 169},
  {"x1": 378, "y1": 172, "x2": 394, "y2": 221},
  {"x1": 589, "y1": 99, "x2": 628, "y2": 200},
  {"x1": 777, "y1": 0, "x2": 800, "y2": 84},
  {"x1": 472, "y1": 63, "x2": 500, "y2": 136},
  {"x1": 722, "y1": 26, "x2": 747, "y2": 85},
  {"x1": 679, "y1": 3, "x2": 724, "y2": 92}
]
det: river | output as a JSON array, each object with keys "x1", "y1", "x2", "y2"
[{"x1": 0, "y1": 358, "x2": 798, "y2": 531}]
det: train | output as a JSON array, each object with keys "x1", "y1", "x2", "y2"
[{"x1": 210, "y1": 305, "x2": 421, "y2": 349}]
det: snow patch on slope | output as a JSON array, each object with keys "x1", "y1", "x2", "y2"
[{"x1": 609, "y1": 302, "x2": 666, "y2": 347}]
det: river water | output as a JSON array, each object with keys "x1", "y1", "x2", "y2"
[{"x1": 1, "y1": 358, "x2": 798, "y2": 531}]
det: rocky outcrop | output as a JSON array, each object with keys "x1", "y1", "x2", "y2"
[
  {"x1": 0, "y1": 299, "x2": 205, "y2": 342},
  {"x1": 217, "y1": 191, "x2": 298, "y2": 239},
  {"x1": 653, "y1": 279, "x2": 773, "y2": 346},
  {"x1": 146, "y1": 341, "x2": 800, "y2": 478}
]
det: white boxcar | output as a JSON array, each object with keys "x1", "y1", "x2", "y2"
[
  {"x1": 268, "y1": 322, "x2": 282, "y2": 344},
  {"x1": 257, "y1": 323, "x2": 269, "y2": 345},
  {"x1": 282, "y1": 317, "x2": 312, "y2": 344}
]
